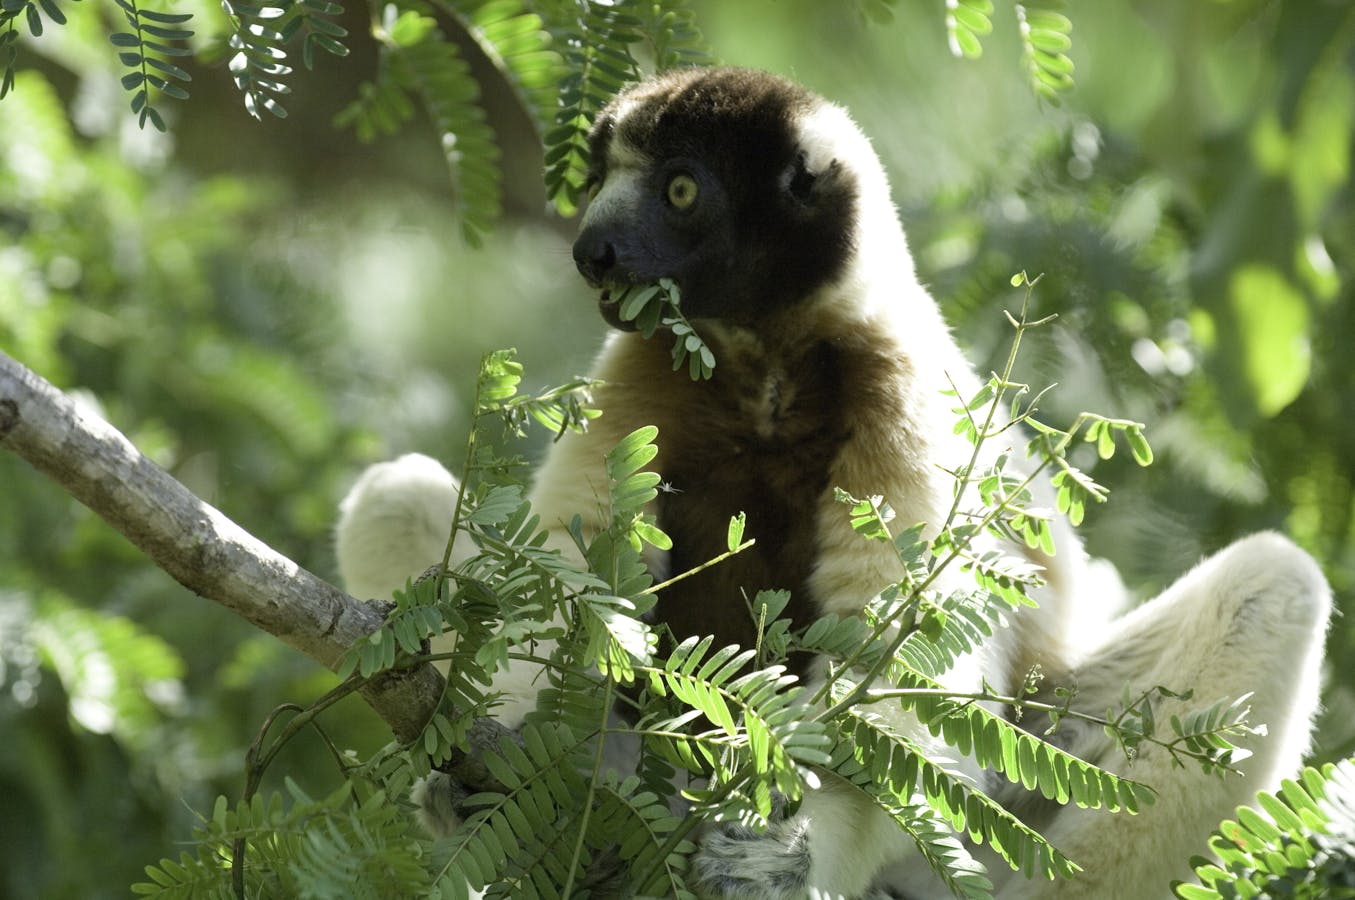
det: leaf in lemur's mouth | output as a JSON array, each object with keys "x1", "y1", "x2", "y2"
[
  {"x1": 610, "y1": 279, "x2": 715, "y2": 381},
  {"x1": 616, "y1": 283, "x2": 664, "y2": 326},
  {"x1": 596, "y1": 286, "x2": 634, "y2": 334}
]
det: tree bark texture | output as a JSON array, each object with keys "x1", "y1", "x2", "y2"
[{"x1": 0, "y1": 350, "x2": 442, "y2": 744}]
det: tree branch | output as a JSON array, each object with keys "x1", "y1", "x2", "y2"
[{"x1": 0, "y1": 350, "x2": 442, "y2": 744}]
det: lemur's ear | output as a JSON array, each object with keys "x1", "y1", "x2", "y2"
[
  {"x1": 783, "y1": 149, "x2": 844, "y2": 211},
  {"x1": 785, "y1": 151, "x2": 818, "y2": 201}
]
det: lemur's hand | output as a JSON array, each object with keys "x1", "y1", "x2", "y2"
[
  {"x1": 693, "y1": 793, "x2": 816, "y2": 900},
  {"x1": 412, "y1": 716, "x2": 521, "y2": 836},
  {"x1": 414, "y1": 717, "x2": 630, "y2": 897}
]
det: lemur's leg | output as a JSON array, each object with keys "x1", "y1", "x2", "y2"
[
  {"x1": 693, "y1": 773, "x2": 913, "y2": 900},
  {"x1": 995, "y1": 532, "x2": 1330, "y2": 899}
]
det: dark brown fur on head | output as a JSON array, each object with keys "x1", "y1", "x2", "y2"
[{"x1": 573, "y1": 67, "x2": 858, "y2": 324}]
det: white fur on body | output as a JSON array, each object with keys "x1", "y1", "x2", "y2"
[{"x1": 334, "y1": 82, "x2": 1332, "y2": 900}]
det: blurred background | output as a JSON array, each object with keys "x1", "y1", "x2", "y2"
[{"x1": 1, "y1": 1, "x2": 1351, "y2": 896}]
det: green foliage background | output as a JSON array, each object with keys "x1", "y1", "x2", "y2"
[{"x1": 0, "y1": 1, "x2": 1352, "y2": 897}]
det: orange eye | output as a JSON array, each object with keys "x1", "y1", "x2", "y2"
[{"x1": 666, "y1": 173, "x2": 698, "y2": 209}]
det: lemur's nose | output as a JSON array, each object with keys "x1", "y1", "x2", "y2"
[{"x1": 572, "y1": 231, "x2": 617, "y2": 284}]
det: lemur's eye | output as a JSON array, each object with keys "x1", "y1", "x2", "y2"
[{"x1": 666, "y1": 173, "x2": 699, "y2": 210}]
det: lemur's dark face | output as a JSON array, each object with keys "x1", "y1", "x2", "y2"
[{"x1": 571, "y1": 67, "x2": 858, "y2": 327}]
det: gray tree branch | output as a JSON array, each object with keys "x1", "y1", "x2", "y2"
[{"x1": 0, "y1": 349, "x2": 442, "y2": 745}]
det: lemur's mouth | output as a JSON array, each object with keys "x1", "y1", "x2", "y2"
[{"x1": 597, "y1": 287, "x2": 638, "y2": 331}]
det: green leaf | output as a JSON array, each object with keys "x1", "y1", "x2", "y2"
[
  {"x1": 632, "y1": 518, "x2": 672, "y2": 551},
  {"x1": 544, "y1": 4, "x2": 640, "y2": 214},
  {"x1": 618, "y1": 284, "x2": 661, "y2": 321},
  {"x1": 388, "y1": 26, "x2": 501, "y2": 243},
  {"x1": 388, "y1": 8, "x2": 435, "y2": 47},
  {"x1": 145, "y1": 56, "x2": 191, "y2": 81},
  {"x1": 1227, "y1": 265, "x2": 1311, "y2": 417},
  {"x1": 1028, "y1": 28, "x2": 1071, "y2": 52},
  {"x1": 726, "y1": 511, "x2": 746, "y2": 553},
  {"x1": 36, "y1": 0, "x2": 64, "y2": 25},
  {"x1": 1126, "y1": 427, "x2": 1153, "y2": 466},
  {"x1": 835, "y1": 700, "x2": 1080, "y2": 880},
  {"x1": 949, "y1": 23, "x2": 983, "y2": 59},
  {"x1": 1096, "y1": 422, "x2": 1114, "y2": 459},
  {"x1": 951, "y1": 4, "x2": 991, "y2": 35},
  {"x1": 138, "y1": 22, "x2": 193, "y2": 40},
  {"x1": 138, "y1": 7, "x2": 192, "y2": 24},
  {"x1": 608, "y1": 426, "x2": 660, "y2": 481}
]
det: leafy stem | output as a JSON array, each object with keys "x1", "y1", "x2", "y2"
[
  {"x1": 230, "y1": 674, "x2": 370, "y2": 898},
  {"x1": 432, "y1": 724, "x2": 598, "y2": 887},
  {"x1": 561, "y1": 673, "x2": 616, "y2": 898},
  {"x1": 810, "y1": 281, "x2": 1059, "y2": 714},
  {"x1": 938, "y1": 272, "x2": 1048, "y2": 537},
  {"x1": 644, "y1": 538, "x2": 756, "y2": 596},
  {"x1": 632, "y1": 760, "x2": 755, "y2": 888},
  {"x1": 859, "y1": 686, "x2": 1254, "y2": 775},
  {"x1": 811, "y1": 454, "x2": 1052, "y2": 720}
]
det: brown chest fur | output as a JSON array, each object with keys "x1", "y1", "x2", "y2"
[{"x1": 597, "y1": 319, "x2": 895, "y2": 668}]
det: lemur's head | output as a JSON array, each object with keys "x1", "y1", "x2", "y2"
[{"x1": 572, "y1": 67, "x2": 871, "y2": 328}]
